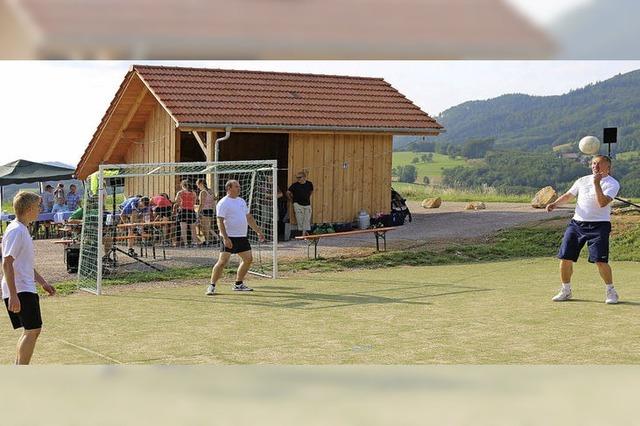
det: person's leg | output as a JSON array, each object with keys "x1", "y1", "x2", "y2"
[
  {"x1": 210, "y1": 252, "x2": 231, "y2": 285},
  {"x1": 180, "y1": 222, "x2": 188, "y2": 245},
  {"x1": 190, "y1": 222, "x2": 198, "y2": 246},
  {"x1": 293, "y1": 203, "x2": 304, "y2": 235},
  {"x1": 553, "y1": 221, "x2": 582, "y2": 301},
  {"x1": 560, "y1": 259, "x2": 573, "y2": 284},
  {"x1": 236, "y1": 250, "x2": 253, "y2": 282},
  {"x1": 16, "y1": 328, "x2": 41, "y2": 365},
  {"x1": 303, "y1": 206, "x2": 312, "y2": 235},
  {"x1": 595, "y1": 262, "x2": 613, "y2": 284}
]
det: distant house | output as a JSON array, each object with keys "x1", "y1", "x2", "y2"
[
  {"x1": 0, "y1": 0, "x2": 554, "y2": 59},
  {"x1": 560, "y1": 153, "x2": 579, "y2": 160},
  {"x1": 76, "y1": 65, "x2": 443, "y2": 224}
]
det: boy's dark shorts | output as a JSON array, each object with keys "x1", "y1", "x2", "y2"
[
  {"x1": 558, "y1": 219, "x2": 611, "y2": 263},
  {"x1": 221, "y1": 237, "x2": 252, "y2": 254},
  {"x1": 4, "y1": 292, "x2": 42, "y2": 330}
]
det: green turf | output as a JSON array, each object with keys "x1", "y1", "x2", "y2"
[{"x1": 2, "y1": 257, "x2": 639, "y2": 364}]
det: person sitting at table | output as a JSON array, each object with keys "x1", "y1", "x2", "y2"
[
  {"x1": 151, "y1": 193, "x2": 173, "y2": 246},
  {"x1": 119, "y1": 195, "x2": 151, "y2": 256},
  {"x1": 51, "y1": 183, "x2": 67, "y2": 214},
  {"x1": 66, "y1": 184, "x2": 81, "y2": 211},
  {"x1": 41, "y1": 185, "x2": 54, "y2": 213},
  {"x1": 175, "y1": 180, "x2": 198, "y2": 247}
]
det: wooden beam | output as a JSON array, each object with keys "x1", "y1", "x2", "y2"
[
  {"x1": 121, "y1": 129, "x2": 145, "y2": 140},
  {"x1": 192, "y1": 131, "x2": 207, "y2": 156},
  {"x1": 104, "y1": 88, "x2": 149, "y2": 162}
]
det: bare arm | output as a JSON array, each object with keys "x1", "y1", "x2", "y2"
[
  {"x1": 246, "y1": 214, "x2": 265, "y2": 241},
  {"x1": 217, "y1": 217, "x2": 232, "y2": 249},
  {"x1": 3, "y1": 256, "x2": 20, "y2": 313},
  {"x1": 546, "y1": 192, "x2": 575, "y2": 212},
  {"x1": 594, "y1": 175, "x2": 613, "y2": 207},
  {"x1": 34, "y1": 269, "x2": 56, "y2": 296}
]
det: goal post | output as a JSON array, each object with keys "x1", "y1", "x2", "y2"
[{"x1": 78, "y1": 160, "x2": 278, "y2": 295}]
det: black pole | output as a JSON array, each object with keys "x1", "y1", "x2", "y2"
[{"x1": 615, "y1": 197, "x2": 640, "y2": 209}]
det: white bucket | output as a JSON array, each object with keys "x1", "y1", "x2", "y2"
[{"x1": 358, "y1": 210, "x2": 370, "y2": 230}]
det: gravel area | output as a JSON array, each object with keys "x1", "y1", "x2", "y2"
[{"x1": 2, "y1": 202, "x2": 574, "y2": 284}]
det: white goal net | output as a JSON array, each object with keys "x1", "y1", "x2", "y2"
[{"x1": 78, "y1": 160, "x2": 278, "y2": 294}]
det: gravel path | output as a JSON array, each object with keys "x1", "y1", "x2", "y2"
[{"x1": 3, "y1": 202, "x2": 574, "y2": 284}]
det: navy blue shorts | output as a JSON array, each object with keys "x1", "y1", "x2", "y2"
[{"x1": 558, "y1": 219, "x2": 611, "y2": 263}]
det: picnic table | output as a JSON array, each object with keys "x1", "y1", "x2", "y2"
[{"x1": 295, "y1": 226, "x2": 399, "y2": 259}]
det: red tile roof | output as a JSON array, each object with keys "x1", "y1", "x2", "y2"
[{"x1": 134, "y1": 65, "x2": 443, "y2": 131}]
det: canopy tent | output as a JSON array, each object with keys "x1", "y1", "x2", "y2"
[
  {"x1": 0, "y1": 159, "x2": 75, "y2": 231},
  {"x1": 0, "y1": 159, "x2": 75, "y2": 185}
]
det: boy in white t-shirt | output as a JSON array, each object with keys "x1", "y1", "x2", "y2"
[
  {"x1": 2, "y1": 191, "x2": 56, "y2": 364},
  {"x1": 546, "y1": 155, "x2": 620, "y2": 304},
  {"x1": 206, "y1": 180, "x2": 265, "y2": 295}
]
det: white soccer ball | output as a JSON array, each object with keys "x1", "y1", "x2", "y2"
[{"x1": 578, "y1": 136, "x2": 601, "y2": 155}]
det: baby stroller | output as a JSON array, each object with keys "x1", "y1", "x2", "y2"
[{"x1": 390, "y1": 187, "x2": 412, "y2": 225}]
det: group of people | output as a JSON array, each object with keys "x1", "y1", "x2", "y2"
[
  {"x1": 116, "y1": 178, "x2": 218, "y2": 256},
  {"x1": 0, "y1": 155, "x2": 625, "y2": 365},
  {"x1": 41, "y1": 183, "x2": 81, "y2": 214}
]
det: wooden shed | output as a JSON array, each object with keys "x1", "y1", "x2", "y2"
[{"x1": 76, "y1": 65, "x2": 443, "y2": 224}]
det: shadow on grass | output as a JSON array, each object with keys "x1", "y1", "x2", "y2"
[
  {"x1": 568, "y1": 299, "x2": 640, "y2": 307},
  {"x1": 104, "y1": 281, "x2": 494, "y2": 311}
]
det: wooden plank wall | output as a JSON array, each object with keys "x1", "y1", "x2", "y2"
[
  {"x1": 288, "y1": 133, "x2": 392, "y2": 225},
  {"x1": 123, "y1": 103, "x2": 176, "y2": 198}
]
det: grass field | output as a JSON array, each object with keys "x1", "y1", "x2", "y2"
[
  {"x1": 2, "y1": 257, "x2": 638, "y2": 364},
  {"x1": 392, "y1": 182, "x2": 532, "y2": 203},
  {"x1": 392, "y1": 152, "x2": 466, "y2": 183}
]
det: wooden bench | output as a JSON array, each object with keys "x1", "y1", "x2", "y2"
[{"x1": 295, "y1": 227, "x2": 399, "y2": 259}]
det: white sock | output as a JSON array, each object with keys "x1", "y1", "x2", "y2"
[
  {"x1": 606, "y1": 284, "x2": 614, "y2": 291},
  {"x1": 562, "y1": 283, "x2": 571, "y2": 291}
]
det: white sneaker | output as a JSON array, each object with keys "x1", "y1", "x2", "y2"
[
  {"x1": 552, "y1": 288, "x2": 572, "y2": 302},
  {"x1": 605, "y1": 288, "x2": 619, "y2": 304},
  {"x1": 205, "y1": 284, "x2": 216, "y2": 296}
]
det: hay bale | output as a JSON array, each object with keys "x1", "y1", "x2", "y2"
[
  {"x1": 465, "y1": 202, "x2": 486, "y2": 210},
  {"x1": 421, "y1": 197, "x2": 442, "y2": 209},
  {"x1": 531, "y1": 186, "x2": 557, "y2": 209}
]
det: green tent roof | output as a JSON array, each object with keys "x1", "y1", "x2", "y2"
[{"x1": 0, "y1": 159, "x2": 75, "y2": 186}]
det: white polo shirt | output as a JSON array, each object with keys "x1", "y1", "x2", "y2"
[
  {"x1": 216, "y1": 195, "x2": 250, "y2": 237},
  {"x1": 568, "y1": 174, "x2": 620, "y2": 222},
  {"x1": 1, "y1": 220, "x2": 36, "y2": 298}
]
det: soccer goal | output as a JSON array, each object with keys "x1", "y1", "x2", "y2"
[{"x1": 78, "y1": 160, "x2": 278, "y2": 295}]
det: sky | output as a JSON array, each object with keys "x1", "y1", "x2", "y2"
[{"x1": 1, "y1": 59, "x2": 639, "y2": 167}]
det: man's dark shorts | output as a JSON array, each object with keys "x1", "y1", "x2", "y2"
[
  {"x1": 221, "y1": 237, "x2": 252, "y2": 254},
  {"x1": 558, "y1": 219, "x2": 611, "y2": 263},
  {"x1": 4, "y1": 292, "x2": 42, "y2": 330}
]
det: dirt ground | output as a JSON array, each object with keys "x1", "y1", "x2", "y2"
[{"x1": 7, "y1": 201, "x2": 574, "y2": 284}]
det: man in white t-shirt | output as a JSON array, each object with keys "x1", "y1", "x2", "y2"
[
  {"x1": 206, "y1": 180, "x2": 265, "y2": 295},
  {"x1": 2, "y1": 191, "x2": 56, "y2": 364},
  {"x1": 546, "y1": 155, "x2": 621, "y2": 304}
]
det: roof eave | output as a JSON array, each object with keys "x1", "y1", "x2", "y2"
[{"x1": 178, "y1": 123, "x2": 445, "y2": 135}]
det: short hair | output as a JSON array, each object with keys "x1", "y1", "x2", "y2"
[
  {"x1": 70, "y1": 184, "x2": 77, "y2": 189},
  {"x1": 225, "y1": 179, "x2": 239, "y2": 191},
  {"x1": 13, "y1": 191, "x2": 41, "y2": 216},
  {"x1": 298, "y1": 170, "x2": 307, "y2": 178},
  {"x1": 45, "y1": 185, "x2": 53, "y2": 190},
  {"x1": 593, "y1": 155, "x2": 612, "y2": 166},
  {"x1": 139, "y1": 196, "x2": 150, "y2": 206},
  {"x1": 180, "y1": 179, "x2": 191, "y2": 191}
]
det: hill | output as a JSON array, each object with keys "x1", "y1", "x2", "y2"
[{"x1": 433, "y1": 69, "x2": 640, "y2": 152}]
